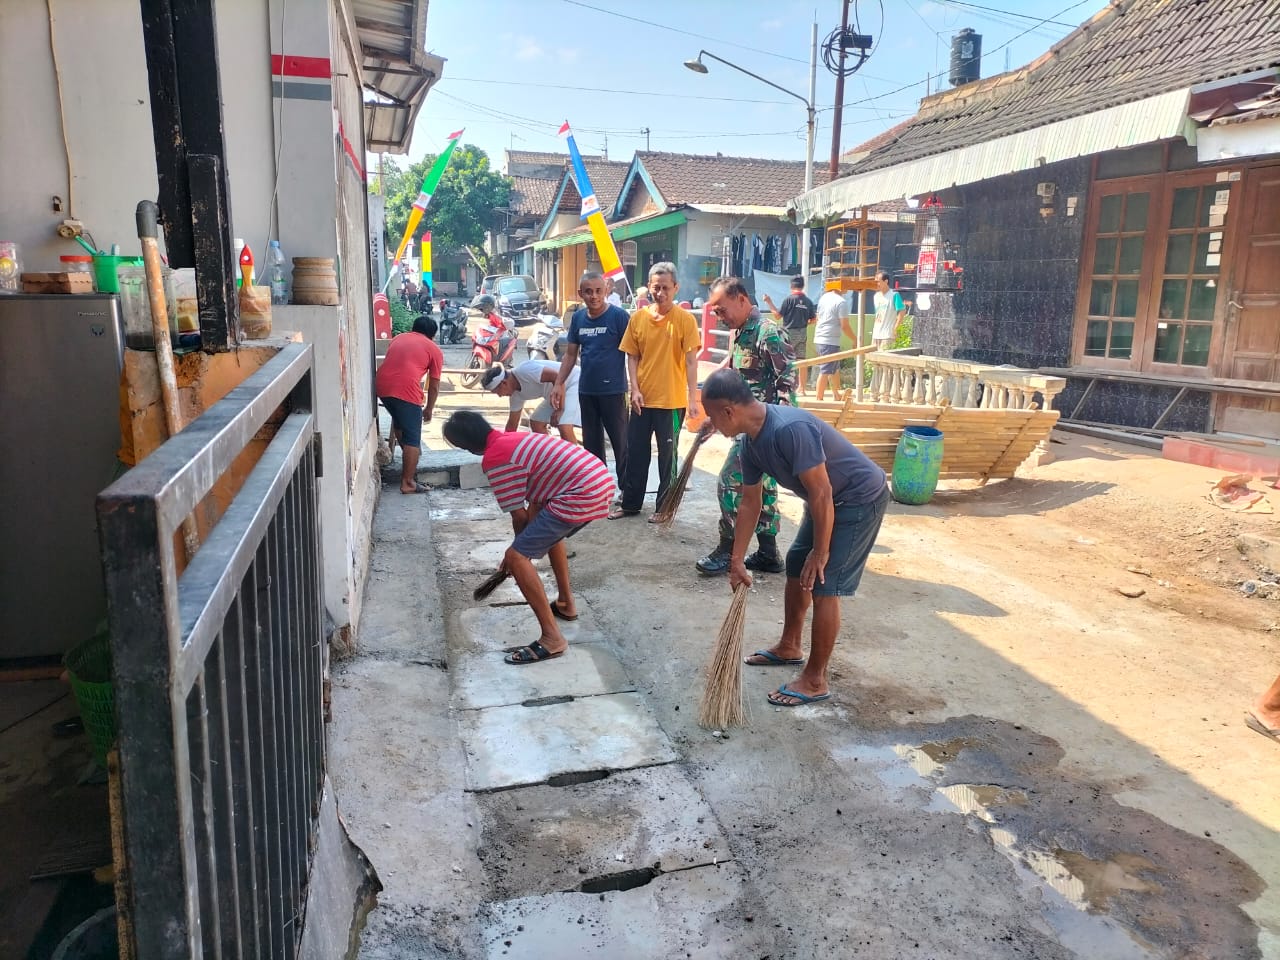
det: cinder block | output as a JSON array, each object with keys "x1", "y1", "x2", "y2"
[{"x1": 459, "y1": 462, "x2": 489, "y2": 489}]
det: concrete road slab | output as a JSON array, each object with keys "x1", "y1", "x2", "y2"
[
  {"x1": 459, "y1": 692, "x2": 677, "y2": 791},
  {"x1": 436, "y1": 539, "x2": 510, "y2": 575},
  {"x1": 479, "y1": 862, "x2": 769, "y2": 959},
  {"x1": 453, "y1": 640, "x2": 630, "y2": 709},
  {"x1": 456, "y1": 603, "x2": 601, "y2": 657},
  {"x1": 476, "y1": 765, "x2": 733, "y2": 899}
]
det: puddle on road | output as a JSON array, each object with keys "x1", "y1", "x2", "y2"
[{"x1": 836, "y1": 729, "x2": 1260, "y2": 960}]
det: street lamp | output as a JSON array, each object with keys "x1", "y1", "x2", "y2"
[{"x1": 684, "y1": 25, "x2": 819, "y2": 284}]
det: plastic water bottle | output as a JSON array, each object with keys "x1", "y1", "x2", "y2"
[{"x1": 267, "y1": 240, "x2": 288, "y2": 305}]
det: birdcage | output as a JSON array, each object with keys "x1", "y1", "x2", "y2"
[{"x1": 823, "y1": 217, "x2": 880, "y2": 292}]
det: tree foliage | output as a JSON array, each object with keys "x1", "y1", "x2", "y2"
[{"x1": 379, "y1": 144, "x2": 510, "y2": 257}]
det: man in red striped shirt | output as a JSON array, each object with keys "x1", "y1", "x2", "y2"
[{"x1": 443, "y1": 410, "x2": 615, "y2": 665}]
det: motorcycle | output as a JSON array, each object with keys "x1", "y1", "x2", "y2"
[
  {"x1": 437, "y1": 298, "x2": 468, "y2": 345},
  {"x1": 525, "y1": 313, "x2": 569, "y2": 362},
  {"x1": 462, "y1": 311, "x2": 519, "y2": 388}
]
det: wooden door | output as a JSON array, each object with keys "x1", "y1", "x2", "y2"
[{"x1": 1217, "y1": 164, "x2": 1280, "y2": 439}]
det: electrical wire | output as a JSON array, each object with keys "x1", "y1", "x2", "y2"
[
  {"x1": 559, "y1": 0, "x2": 808, "y2": 65},
  {"x1": 854, "y1": 0, "x2": 1096, "y2": 105},
  {"x1": 264, "y1": 0, "x2": 288, "y2": 264},
  {"x1": 933, "y1": 0, "x2": 1079, "y2": 29},
  {"x1": 442, "y1": 76, "x2": 792, "y2": 106},
  {"x1": 46, "y1": 0, "x2": 74, "y2": 218}
]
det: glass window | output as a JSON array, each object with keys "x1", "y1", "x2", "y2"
[
  {"x1": 1109, "y1": 321, "x2": 1134, "y2": 359},
  {"x1": 1170, "y1": 187, "x2": 1199, "y2": 229},
  {"x1": 1182, "y1": 325, "x2": 1211, "y2": 366},
  {"x1": 1123, "y1": 194, "x2": 1149, "y2": 231},
  {"x1": 1089, "y1": 280, "x2": 1113, "y2": 316},
  {"x1": 1118, "y1": 237, "x2": 1144, "y2": 274},
  {"x1": 1094, "y1": 237, "x2": 1118, "y2": 272},
  {"x1": 1114, "y1": 280, "x2": 1139, "y2": 318},
  {"x1": 1188, "y1": 280, "x2": 1217, "y2": 322},
  {"x1": 1159, "y1": 279, "x2": 1187, "y2": 320},
  {"x1": 1098, "y1": 195, "x2": 1122, "y2": 233},
  {"x1": 1153, "y1": 323, "x2": 1182, "y2": 364},
  {"x1": 1164, "y1": 234, "x2": 1192, "y2": 274},
  {"x1": 1085, "y1": 320, "x2": 1108, "y2": 356}
]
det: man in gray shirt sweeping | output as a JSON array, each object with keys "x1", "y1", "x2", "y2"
[{"x1": 699, "y1": 368, "x2": 889, "y2": 707}]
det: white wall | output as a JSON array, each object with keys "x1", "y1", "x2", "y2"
[
  {"x1": 0, "y1": 0, "x2": 275, "y2": 269},
  {"x1": 0, "y1": 0, "x2": 378, "y2": 638}
]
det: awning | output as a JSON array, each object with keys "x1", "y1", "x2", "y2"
[
  {"x1": 532, "y1": 210, "x2": 686, "y2": 251},
  {"x1": 790, "y1": 89, "x2": 1195, "y2": 223},
  {"x1": 355, "y1": 0, "x2": 442, "y2": 154},
  {"x1": 687, "y1": 203, "x2": 788, "y2": 218}
]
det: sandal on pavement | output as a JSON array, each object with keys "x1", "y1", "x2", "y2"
[
  {"x1": 767, "y1": 684, "x2": 831, "y2": 707},
  {"x1": 745, "y1": 649, "x2": 805, "y2": 666},
  {"x1": 551, "y1": 600, "x2": 578, "y2": 622},
  {"x1": 504, "y1": 640, "x2": 564, "y2": 665},
  {"x1": 608, "y1": 506, "x2": 640, "y2": 520},
  {"x1": 1245, "y1": 711, "x2": 1280, "y2": 745},
  {"x1": 401, "y1": 481, "x2": 431, "y2": 494}
]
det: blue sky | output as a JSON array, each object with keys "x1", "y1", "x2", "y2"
[{"x1": 405, "y1": 0, "x2": 1110, "y2": 168}]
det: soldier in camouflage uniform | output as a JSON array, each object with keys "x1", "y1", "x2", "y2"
[{"x1": 696, "y1": 276, "x2": 797, "y2": 576}]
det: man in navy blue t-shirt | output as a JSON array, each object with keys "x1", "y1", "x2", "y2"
[
  {"x1": 552, "y1": 271, "x2": 630, "y2": 485},
  {"x1": 700, "y1": 368, "x2": 889, "y2": 708}
]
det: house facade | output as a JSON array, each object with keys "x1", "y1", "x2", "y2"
[
  {"x1": 792, "y1": 0, "x2": 1280, "y2": 441},
  {"x1": 533, "y1": 151, "x2": 842, "y2": 311}
]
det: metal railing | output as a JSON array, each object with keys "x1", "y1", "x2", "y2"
[{"x1": 97, "y1": 342, "x2": 325, "y2": 959}]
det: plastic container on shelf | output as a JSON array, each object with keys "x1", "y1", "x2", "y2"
[
  {"x1": 91, "y1": 254, "x2": 143, "y2": 294},
  {"x1": 117, "y1": 264, "x2": 178, "y2": 350},
  {"x1": 0, "y1": 241, "x2": 22, "y2": 293},
  {"x1": 171, "y1": 267, "x2": 198, "y2": 333},
  {"x1": 59, "y1": 255, "x2": 95, "y2": 288},
  {"x1": 267, "y1": 240, "x2": 288, "y2": 305}
]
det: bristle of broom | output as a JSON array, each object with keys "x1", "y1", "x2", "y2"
[
  {"x1": 652, "y1": 431, "x2": 708, "y2": 529},
  {"x1": 698, "y1": 583, "x2": 750, "y2": 729},
  {"x1": 473, "y1": 568, "x2": 509, "y2": 601}
]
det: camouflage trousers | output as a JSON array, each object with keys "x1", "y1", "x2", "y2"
[{"x1": 718, "y1": 436, "x2": 779, "y2": 542}]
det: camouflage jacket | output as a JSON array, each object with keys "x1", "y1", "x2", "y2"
[{"x1": 732, "y1": 309, "x2": 797, "y2": 406}]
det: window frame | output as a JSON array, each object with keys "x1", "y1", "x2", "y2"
[{"x1": 1072, "y1": 169, "x2": 1236, "y2": 377}]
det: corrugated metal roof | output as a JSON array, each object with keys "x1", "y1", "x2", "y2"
[
  {"x1": 792, "y1": 89, "x2": 1194, "y2": 222},
  {"x1": 356, "y1": 0, "x2": 441, "y2": 154},
  {"x1": 687, "y1": 203, "x2": 788, "y2": 217},
  {"x1": 532, "y1": 210, "x2": 687, "y2": 251}
]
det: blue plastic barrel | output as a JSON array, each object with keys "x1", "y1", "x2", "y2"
[{"x1": 890, "y1": 426, "x2": 944, "y2": 505}]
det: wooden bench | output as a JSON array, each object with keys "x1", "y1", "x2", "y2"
[{"x1": 802, "y1": 396, "x2": 1060, "y2": 483}]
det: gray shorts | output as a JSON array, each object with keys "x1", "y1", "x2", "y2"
[
  {"x1": 511, "y1": 509, "x2": 587, "y2": 560},
  {"x1": 815, "y1": 342, "x2": 843, "y2": 375},
  {"x1": 786, "y1": 486, "x2": 889, "y2": 596}
]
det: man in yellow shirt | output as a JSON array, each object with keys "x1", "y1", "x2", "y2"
[{"x1": 611, "y1": 261, "x2": 702, "y2": 519}]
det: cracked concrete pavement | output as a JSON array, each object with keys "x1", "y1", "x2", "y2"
[{"x1": 329, "y1": 366, "x2": 1280, "y2": 959}]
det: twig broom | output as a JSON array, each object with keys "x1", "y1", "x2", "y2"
[
  {"x1": 698, "y1": 583, "x2": 750, "y2": 729},
  {"x1": 473, "y1": 567, "x2": 510, "y2": 601},
  {"x1": 651, "y1": 429, "x2": 710, "y2": 529}
]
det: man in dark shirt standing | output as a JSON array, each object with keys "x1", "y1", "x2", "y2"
[
  {"x1": 700, "y1": 368, "x2": 890, "y2": 707},
  {"x1": 552, "y1": 271, "x2": 630, "y2": 486},
  {"x1": 763, "y1": 275, "x2": 816, "y2": 395}
]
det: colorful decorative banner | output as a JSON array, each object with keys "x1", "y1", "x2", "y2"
[
  {"x1": 420, "y1": 231, "x2": 433, "y2": 293},
  {"x1": 384, "y1": 129, "x2": 464, "y2": 292},
  {"x1": 558, "y1": 121, "x2": 627, "y2": 287}
]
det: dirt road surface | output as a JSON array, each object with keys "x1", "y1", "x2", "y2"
[{"x1": 333, "y1": 360, "x2": 1280, "y2": 959}]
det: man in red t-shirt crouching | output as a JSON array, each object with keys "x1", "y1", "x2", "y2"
[
  {"x1": 375, "y1": 315, "x2": 444, "y2": 494},
  {"x1": 444, "y1": 410, "x2": 615, "y2": 665}
]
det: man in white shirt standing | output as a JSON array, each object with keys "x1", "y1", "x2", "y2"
[
  {"x1": 812, "y1": 288, "x2": 855, "y2": 401},
  {"x1": 872, "y1": 271, "x2": 908, "y2": 349}
]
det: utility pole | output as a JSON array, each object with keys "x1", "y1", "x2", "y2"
[
  {"x1": 829, "y1": 0, "x2": 852, "y2": 179},
  {"x1": 641, "y1": 127, "x2": 651, "y2": 151}
]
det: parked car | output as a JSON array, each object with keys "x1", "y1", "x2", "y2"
[
  {"x1": 480, "y1": 275, "x2": 499, "y2": 296},
  {"x1": 492, "y1": 274, "x2": 545, "y2": 326}
]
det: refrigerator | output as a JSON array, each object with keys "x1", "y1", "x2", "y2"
[{"x1": 0, "y1": 294, "x2": 125, "y2": 661}]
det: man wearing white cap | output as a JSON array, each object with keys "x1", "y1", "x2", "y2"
[{"x1": 483, "y1": 359, "x2": 581, "y2": 443}]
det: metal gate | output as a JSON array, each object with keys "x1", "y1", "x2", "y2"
[{"x1": 98, "y1": 342, "x2": 325, "y2": 959}]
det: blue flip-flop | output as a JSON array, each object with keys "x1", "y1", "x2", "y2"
[
  {"x1": 745, "y1": 649, "x2": 805, "y2": 666},
  {"x1": 767, "y1": 684, "x2": 831, "y2": 707}
]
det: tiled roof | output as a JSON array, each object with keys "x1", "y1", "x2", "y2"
[
  {"x1": 555, "y1": 159, "x2": 632, "y2": 213},
  {"x1": 506, "y1": 150, "x2": 599, "y2": 166},
  {"x1": 632, "y1": 151, "x2": 844, "y2": 207},
  {"x1": 840, "y1": 119, "x2": 913, "y2": 163},
  {"x1": 854, "y1": 0, "x2": 1280, "y2": 175},
  {"x1": 509, "y1": 175, "x2": 560, "y2": 219}
]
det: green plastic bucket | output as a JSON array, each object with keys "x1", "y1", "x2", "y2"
[
  {"x1": 64, "y1": 630, "x2": 115, "y2": 766},
  {"x1": 890, "y1": 426, "x2": 944, "y2": 505},
  {"x1": 91, "y1": 255, "x2": 143, "y2": 294}
]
